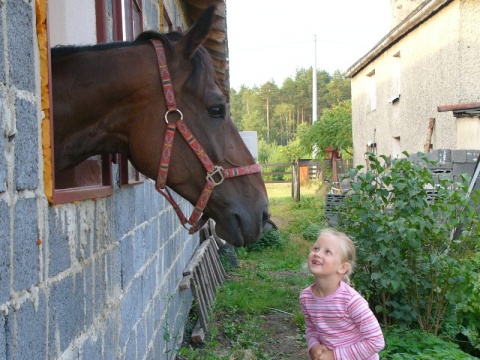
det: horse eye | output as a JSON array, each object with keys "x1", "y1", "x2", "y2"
[{"x1": 208, "y1": 105, "x2": 225, "y2": 118}]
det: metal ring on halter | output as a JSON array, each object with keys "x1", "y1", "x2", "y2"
[{"x1": 164, "y1": 109, "x2": 183, "y2": 124}]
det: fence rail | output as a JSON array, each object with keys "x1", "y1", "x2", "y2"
[{"x1": 260, "y1": 162, "x2": 292, "y2": 183}]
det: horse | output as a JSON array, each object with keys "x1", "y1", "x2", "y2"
[{"x1": 51, "y1": 6, "x2": 269, "y2": 246}]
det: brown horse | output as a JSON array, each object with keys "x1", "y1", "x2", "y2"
[{"x1": 51, "y1": 6, "x2": 269, "y2": 246}]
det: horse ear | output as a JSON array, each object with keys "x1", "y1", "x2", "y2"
[{"x1": 179, "y1": 5, "x2": 215, "y2": 59}]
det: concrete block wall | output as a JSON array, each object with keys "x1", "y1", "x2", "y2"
[
  {"x1": 425, "y1": 149, "x2": 480, "y2": 189},
  {"x1": 1, "y1": 0, "x2": 200, "y2": 359}
]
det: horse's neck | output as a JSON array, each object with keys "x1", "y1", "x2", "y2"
[{"x1": 53, "y1": 45, "x2": 158, "y2": 171}]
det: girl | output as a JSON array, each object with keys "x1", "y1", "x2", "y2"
[{"x1": 300, "y1": 228, "x2": 384, "y2": 360}]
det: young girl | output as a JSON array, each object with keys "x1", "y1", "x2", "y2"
[{"x1": 299, "y1": 228, "x2": 385, "y2": 360}]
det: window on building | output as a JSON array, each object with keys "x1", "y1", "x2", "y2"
[
  {"x1": 48, "y1": 0, "x2": 113, "y2": 204},
  {"x1": 112, "y1": 0, "x2": 148, "y2": 186},
  {"x1": 47, "y1": 0, "x2": 154, "y2": 202},
  {"x1": 392, "y1": 136, "x2": 401, "y2": 159},
  {"x1": 389, "y1": 51, "x2": 401, "y2": 103},
  {"x1": 367, "y1": 69, "x2": 376, "y2": 111}
]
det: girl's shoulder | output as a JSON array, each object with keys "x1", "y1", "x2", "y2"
[
  {"x1": 299, "y1": 284, "x2": 314, "y2": 299},
  {"x1": 341, "y1": 282, "x2": 370, "y2": 307}
]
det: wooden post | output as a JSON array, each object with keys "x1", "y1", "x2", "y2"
[
  {"x1": 424, "y1": 118, "x2": 435, "y2": 153},
  {"x1": 295, "y1": 159, "x2": 300, "y2": 202}
]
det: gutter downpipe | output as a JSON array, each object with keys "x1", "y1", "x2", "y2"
[{"x1": 345, "y1": 0, "x2": 453, "y2": 78}]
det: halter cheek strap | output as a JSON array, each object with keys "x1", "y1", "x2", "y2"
[{"x1": 150, "y1": 39, "x2": 261, "y2": 234}]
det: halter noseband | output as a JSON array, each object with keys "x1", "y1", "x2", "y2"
[{"x1": 150, "y1": 39, "x2": 261, "y2": 234}]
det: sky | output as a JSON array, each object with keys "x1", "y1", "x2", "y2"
[{"x1": 226, "y1": 0, "x2": 392, "y2": 90}]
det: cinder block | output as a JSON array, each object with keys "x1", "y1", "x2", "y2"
[
  {"x1": 125, "y1": 334, "x2": 136, "y2": 360},
  {"x1": 113, "y1": 187, "x2": 135, "y2": 241},
  {"x1": 136, "y1": 318, "x2": 146, "y2": 360},
  {"x1": 0, "y1": 201, "x2": 10, "y2": 304},
  {"x1": 120, "y1": 235, "x2": 135, "y2": 289},
  {"x1": 47, "y1": 208, "x2": 71, "y2": 277},
  {"x1": 106, "y1": 247, "x2": 121, "y2": 299},
  {"x1": 428, "y1": 149, "x2": 451, "y2": 163},
  {"x1": 466, "y1": 150, "x2": 480, "y2": 163},
  {"x1": 10, "y1": 293, "x2": 47, "y2": 359},
  {"x1": 453, "y1": 163, "x2": 476, "y2": 177},
  {"x1": 49, "y1": 275, "x2": 84, "y2": 352},
  {"x1": 13, "y1": 198, "x2": 38, "y2": 291},
  {"x1": 104, "y1": 315, "x2": 116, "y2": 360},
  {"x1": 451, "y1": 150, "x2": 467, "y2": 163},
  {"x1": 14, "y1": 98, "x2": 38, "y2": 190},
  {"x1": 427, "y1": 162, "x2": 453, "y2": 171},
  {"x1": 6, "y1": 1, "x2": 35, "y2": 91},
  {"x1": 82, "y1": 336, "x2": 102, "y2": 359},
  {"x1": 94, "y1": 257, "x2": 106, "y2": 319},
  {"x1": 134, "y1": 185, "x2": 147, "y2": 225}
]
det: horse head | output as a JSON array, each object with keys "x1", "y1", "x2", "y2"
[{"x1": 52, "y1": 6, "x2": 269, "y2": 246}]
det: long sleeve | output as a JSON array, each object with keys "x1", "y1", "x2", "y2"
[
  {"x1": 300, "y1": 297, "x2": 322, "y2": 353},
  {"x1": 333, "y1": 295, "x2": 385, "y2": 359}
]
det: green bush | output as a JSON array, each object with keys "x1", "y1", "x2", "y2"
[
  {"x1": 337, "y1": 152, "x2": 480, "y2": 340},
  {"x1": 244, "y1": 228, "x2": 285, "y2": 252},
  {"x1": 381, "y1": 328, "x2": 478, "y2": 359}
]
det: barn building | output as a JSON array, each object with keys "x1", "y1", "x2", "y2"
[{"x1": 0, "y1": 0, "x2": 228, "y2": 358}]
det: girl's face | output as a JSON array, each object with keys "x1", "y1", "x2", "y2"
[{"x1": 308, "y1": 234, "x2": 347, "y2": 279}]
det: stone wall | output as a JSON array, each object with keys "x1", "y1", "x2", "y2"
[{"x1": 0, "y1": 0, "x2": 199, "y2": 359}]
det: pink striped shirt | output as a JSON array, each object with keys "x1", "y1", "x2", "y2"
[{"x1": 300, "y1": 281, "x2": 385, "y2": 360}]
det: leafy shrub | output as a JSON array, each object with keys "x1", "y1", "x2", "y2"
[
  {"x1": 381, "y1": 328, "x2": 478, "y2": 359},
  {"x1": 301, "y1": 221, "x2": 322, "y2": 241},
  {"x1": 245, "y1": 228, "x2": 285, "y2": 252},
  {"x1": 337, "y1": 152, "x2": 480, "y2": 338}
]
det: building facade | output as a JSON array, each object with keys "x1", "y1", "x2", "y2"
[
  {"x1": 0, "y1": 0, "x2": 227, "y2": 359},
  {"x1": 346, "y1": 0, "x2": 480, "y2": 167}
]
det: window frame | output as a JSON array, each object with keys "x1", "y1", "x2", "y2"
[
  {"x1": 367, "y1": 69, "x2": 376, "y2": 112},
  {"x1": 48, "y1": 0, "x2": 114, "y2": 204},
  {"x1": 113, "y1": 0, "x2": 148, "y2": 186}
]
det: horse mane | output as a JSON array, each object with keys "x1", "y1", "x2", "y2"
[{"x1": 51, "y1": 31, "x2": 217, "y2": 93}]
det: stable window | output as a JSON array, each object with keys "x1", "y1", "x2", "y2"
[
  {"x1": 48, "y1": 0, "x2": 113, "y2": 204},
  {"x1": 367, "y1": 69, "x2": 376, "y2": 112},
  {"x1": 113, "y1": 0, "x2": 149, "y2": 186}
]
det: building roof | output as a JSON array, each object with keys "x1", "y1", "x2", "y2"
[
  {"x1": 345, "y1": 0, "x2": 452, "y2": 78},
  {"x1": 183, "y1": 0, "x2": 230, "y2": 100}
]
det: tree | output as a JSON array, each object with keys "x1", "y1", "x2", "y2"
[{"x1": 309, "y1": 99, "x2": 352, "y2": 158}]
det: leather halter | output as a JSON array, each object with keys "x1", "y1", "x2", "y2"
[{"x1": 150, "y1": 39, "x2": 262, "y2": 234}]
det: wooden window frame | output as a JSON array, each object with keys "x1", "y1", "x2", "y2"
[
  {"x1": 112, "y1": 0, "x2": 148, "y2": 186},
  {"x1": 48, "y1": 0, "x2": 114, "y2": 204}
]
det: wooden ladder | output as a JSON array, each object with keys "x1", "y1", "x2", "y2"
[{"x1": 180, "y1": 233, "x2": 226, "y2": 342}]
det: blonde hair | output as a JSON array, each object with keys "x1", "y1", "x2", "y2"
[{"x1": 317, "y1": 228, "x2": 356, "y2": 285}]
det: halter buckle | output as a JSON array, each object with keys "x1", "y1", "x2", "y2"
[{"x1": 206, "y1": 166, "x2": 225, "y2": 186}]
